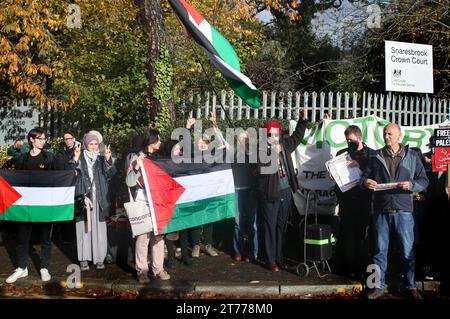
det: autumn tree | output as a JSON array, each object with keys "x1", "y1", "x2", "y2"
[
  {"x1": 0, "y1": 0, "x2": 71, "y2": 107},
  {"x1": 49, "y1": 0, "x2": 150, "y2": 144}
]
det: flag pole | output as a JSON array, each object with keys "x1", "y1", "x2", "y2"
[{"x1": 187, "y1": 40, "x2": 235, "y2": 129}]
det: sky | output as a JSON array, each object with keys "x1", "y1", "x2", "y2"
[{"x1": 256, "y1": 0, "x2": 390, "y2": 48}]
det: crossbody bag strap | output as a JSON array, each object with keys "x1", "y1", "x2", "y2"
[{"x1": 128, "y1": 187, "x2": 135, "y2": 202}]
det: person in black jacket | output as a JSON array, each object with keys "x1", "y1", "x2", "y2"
[
  {"x1": 6, "y1": 127, "x2": 80, "y2": 284},
  {"x1": 421, "y1": 139, "x2": 450, "y2": 283},
  {"x1": 257, "y1": 109, "x2": 307, "y2": 271},
  {"x1": 232, "y1": 130, "x2": 259, "y2": 263},
  {"x1": 334, "y1": 125, "x2": 376, "y2": 278},
  {"x1": 54, "y1": 130, "x2": 81, "y2": 170},
  {"x1": 54, "y1": 130, "x2": 81, "y2": 244}
]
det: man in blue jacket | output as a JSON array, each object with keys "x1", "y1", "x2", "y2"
[{"x1": 363, "y1": 123, "x2": 428, "y2": 299}]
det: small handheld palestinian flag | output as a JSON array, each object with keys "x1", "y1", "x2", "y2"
[
  {"x1": 169, "y1": 0, "x2": 261, "y2": 109},
  {"x1": 139, "y1": 157, "x2": 236, "y2": 235},
  {"x1": 0, "y1": 170, "x2": 76, "y2": 222}
]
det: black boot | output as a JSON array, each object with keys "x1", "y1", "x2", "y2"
[{"x1": 165, "y1": 238, "x2": 177, "y2": 269}]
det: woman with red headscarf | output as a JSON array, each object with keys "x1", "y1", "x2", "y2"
[{"x1": 257, "y1": 109, "x2": 308, "y2": 271}]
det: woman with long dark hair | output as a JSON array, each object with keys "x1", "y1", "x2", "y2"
[{"x1": 126, "y1": 129, "x2": 171, "y2": 282}]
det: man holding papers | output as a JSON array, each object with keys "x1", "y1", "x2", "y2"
[
  {"x1": 333, "y1": 125, "x2": 376, "y2": 279},
  {"x1": 363, "y1": 123, "x2": 428, "y2": 299}
]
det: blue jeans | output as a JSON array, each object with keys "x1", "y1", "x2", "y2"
[
  {"x1": 372, "y1": 212, "x2": 416, "y2": 289},
  {"x1": 233, "y1": 189, "x2": 258, "y2": 258}
]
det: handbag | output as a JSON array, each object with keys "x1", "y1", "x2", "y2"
[
  {"x1": 123, "y1": 188, "x2": 153, "y2": 237},
  {"x1": 74, "y1": 194, "x2": 88, "y2": 220}
]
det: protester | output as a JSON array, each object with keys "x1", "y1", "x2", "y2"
[
  {"x1": 55, "y1": 130, "x2": 80, "y2": 169},
  {"x1": 53, "y1": 130, "x2": 81, "y2": 244},
  {"x1": 363, "y1": 123, "x2": 429, "y2": 299},
  {"x1": 7, "y1": 138, "x2": 28, "y2": 159},
  {"x1": 126, "y1": 129, "x2": 171, "y2": 282},
  {"x1": 164, "y1": 139, "x2": 193, "y2": 267},
  {"x1": 232, "y1": 131, "x2": 259, "y2": 263},
  {"x1": 206, "y1": 113, "x2": 259, "y2": 263},
  {"x1": 422, "y1": 138, "x2": 450, "y2": 283},
  {"x1": 75, "y1": 131, "x2": 116, "y2": 271},
  {"x1": 186, "y1": 117, "x2": 219, "y2": 258},
  {"x1": 257, "y1": 109, "x2": 307, "y2": 271},
  {"x1": 158, "y1": 139, "x2": 181, "y2": 269},
  {"x1": 334, "y1": 125, "x2": 376, "y2": 278},
  {"x1": 407, "y1": 147, "x2": 431, "y2": 280},
  {"x1": 6, "y1": 127, "x2": 80, "y2": 284},
  {"x1": 201, "y1": 112, "x2": 256, "y2": 262}
]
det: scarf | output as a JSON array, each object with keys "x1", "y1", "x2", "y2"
[{"x1": 83, "y1": 149, "x2": 99, "y2": 182}]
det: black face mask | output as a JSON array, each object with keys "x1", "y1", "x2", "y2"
[{"x1": 347, "y1": 141, "x2": 359, "y2": 154}]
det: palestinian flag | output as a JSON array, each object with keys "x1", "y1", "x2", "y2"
[
  {"x1": 139, "y1": 157, "x2": 236, "y2": 235},
  {"x1": 169, "y1": 0, "x2": 261, "y2": 108},
  {"x1": 0, "y1": 170, "x2": 75, "y2": 222}
]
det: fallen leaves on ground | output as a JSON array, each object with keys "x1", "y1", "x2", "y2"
[{"x1": 1, "y1": 284, "x2": 448, "y2": 299}]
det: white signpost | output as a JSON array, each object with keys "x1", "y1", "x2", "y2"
[{"x1": 385, "y1": 40, "x2": 433, "y2": 94}]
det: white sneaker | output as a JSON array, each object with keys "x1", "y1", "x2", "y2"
[
  {"x1": 6, "y1": 267, "x2": 28, "y2": 284},
  {"x1": 192, "y1": 245, "x2": 200, "y2": 258},
  {"x1": 40, "y1": 268, "x2": 51, "y2": 282},
  {"x1": 155, "y1": 270, "x2": 171, "y2": 281},
  {"x1": 205, "y1": 245, "x2": 218, "y2": 257}
]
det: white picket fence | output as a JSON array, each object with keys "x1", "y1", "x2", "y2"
[
  {"x1": 3, "y1": 90, "x2": 449, "y2": 137},
  {"x1": 184, "y1": 90, "x2": 450, "y2": 126}
]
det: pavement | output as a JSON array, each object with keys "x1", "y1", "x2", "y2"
[{"x1": 0, "y1": 222, "x2": 443, "y2": 299}]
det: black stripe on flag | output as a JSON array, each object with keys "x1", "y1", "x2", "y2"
[
  {"x1": 0, "y1": 170, "x2": 76, "y2": 187},
  {"x1": 168, "y1": 0, "x2": 221, "y2": 58},
  {"x1": 152, "y1": 157, "x2": 231, "y2": 178},
  {"x1": 205, "y1": 50, "x2": 243, "y2": 83}
]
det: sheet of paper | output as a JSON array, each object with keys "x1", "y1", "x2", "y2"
[
  {"x1": 335, "y1": 161, "x2": 361, "y2": 184},
  {"x1": 374, "y1": 182, "x2": 400, "y2": 191},
  {"x1": 326, "y1": 152, "x2": 363, "y2": 192}
]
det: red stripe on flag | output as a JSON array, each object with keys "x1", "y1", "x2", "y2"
[
  {"x1": 141, "y1": 159, "x2": 186, "y2": 234},
  {"x1": 0, "y1": 176, "x2": 22, "y2": 214},
  {"x1": 179, "y1": 0, "x2": 204, "y2": 26}
]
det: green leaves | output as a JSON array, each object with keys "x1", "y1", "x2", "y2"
[{"x1": 152, "y1": 46, "x2": 174, "y2": 139}]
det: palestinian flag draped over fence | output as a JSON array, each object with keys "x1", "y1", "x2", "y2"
[
  {"x1": 0, "y1": 170, "x2": 75, "y2": 222},
  {"x1": 168, "y1": 0, "x2": 261, "y2": 108},
  {"x1": 139, "y1": 157, "x2": 236, "y2": 235}
]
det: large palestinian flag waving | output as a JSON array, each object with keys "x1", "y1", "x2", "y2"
[
  {"x1": 140, "y1": 158, "x2": 236, "y2": 235},
  {"x1": 169, "y1": 0, "x2": 261, "y2": 108},
  {"x1": 0, "y1": 170, "x2": 75, "y2": 222}
]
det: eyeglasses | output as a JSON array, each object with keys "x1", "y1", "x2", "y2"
[
  {"x1": 35, "y1": 137, "x2": 47, "y2": 141},
  {"x1": 64, "y1": 137, "x2": 74, "y2": 141}
]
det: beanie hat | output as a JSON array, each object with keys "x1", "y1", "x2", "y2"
[
  {"x1": 86, "y1": 130, "x2": 103, "y2": 144},
  {"x1": 263, "y1": 120, "x2": 281, "y2": 133},
  {"x1": 84, "y1": 134, "x2": 100, "y2": 148}
]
